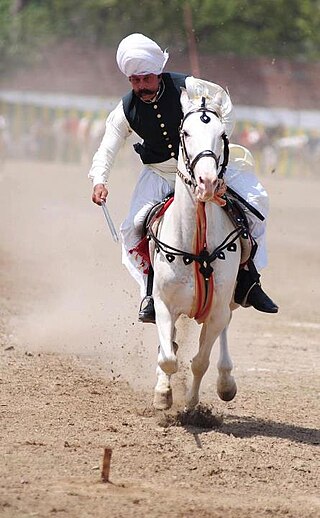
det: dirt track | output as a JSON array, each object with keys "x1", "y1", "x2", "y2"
[{"x1": 0, "y1": 154, "x2": 319, "y2": 518}]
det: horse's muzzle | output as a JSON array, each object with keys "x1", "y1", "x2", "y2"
[{"x1": 196, "y1": 178, "x2": 227, "y2": 205}]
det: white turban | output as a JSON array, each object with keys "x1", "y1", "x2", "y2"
[{"x1": 116, "y1": 33, "x2": 169, "y2": 77}]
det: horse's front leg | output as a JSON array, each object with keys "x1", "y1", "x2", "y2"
[
  {"x1": 154, "y1": 365, "x2": 173, "y2": 410},
  {"x1": 186, "y1": 308, "x2": 231, "y2": 409},
  {"x1": 156, "y1": 298, "x2": 179, "y2": 375},
  {"x1": 216, "y1": 326, "x2": 237, "y2": 401},
  {"x1": 153, "y1": 297, "x2": 179, "y2": 410}
]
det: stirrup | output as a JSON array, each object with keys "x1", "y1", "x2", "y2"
[{"x1": 138, "y1": 296, "x2": 156, "y2": 324}]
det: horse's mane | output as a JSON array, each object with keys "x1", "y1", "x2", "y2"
[
  {"x1": 192, "y1": 96, "x2": 223, "y2": 118},
  {"x1": 181, "y1": 85, "x2": 223, "y2": 120}
]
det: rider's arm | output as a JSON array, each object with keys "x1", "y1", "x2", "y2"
[{"x1": 88, "y1": 100, "x2": 132, "y2": 187}]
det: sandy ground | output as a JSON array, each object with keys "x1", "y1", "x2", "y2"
[{"x1": 0, "y1": 152, "x2": 319, "y2": 518}]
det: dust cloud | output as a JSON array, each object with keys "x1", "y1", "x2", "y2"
[
  {"x1": 0, "y1": 149, "x2": 165, "y2": 390},
  {"x1": 1, "y1": 147, "x2": 319, "y2": 395}
]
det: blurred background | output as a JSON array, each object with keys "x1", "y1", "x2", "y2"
[
  {"x1": 0, "y1": 0, "x2": 319, "y2": 175},
  {"x1": 0, "y1": 0, "x2": 319, "y2": 386}
]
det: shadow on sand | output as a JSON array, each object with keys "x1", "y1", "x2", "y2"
[
  {"x1": 219, "y1": 414, "x2": 320, "y2": 445},
  {"x1": 158, "y1": 406, "x2": 319, "y2": 448},
  {"x1": 186, "y1": 413, "x2": 320, "y2": 448}
]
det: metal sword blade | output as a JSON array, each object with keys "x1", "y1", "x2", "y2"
[{"x1": 101, "y1": 201, "x2": 119, "y2": 243}]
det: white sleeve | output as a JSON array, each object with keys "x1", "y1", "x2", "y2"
[
  {"x1": 88, "y1": 100, "x2": 132, "y2": 186},
  {"x1": 185, "y1": 76, "x2": 236, "y2": 138}
]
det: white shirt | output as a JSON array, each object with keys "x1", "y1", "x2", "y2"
[{"x1": 88, "y1": 76, "x2": 236, "y2": 187}]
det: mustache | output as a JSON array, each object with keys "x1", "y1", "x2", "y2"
[{"x1": 136, "y1": 88, "x2": 157, "y2": 97}]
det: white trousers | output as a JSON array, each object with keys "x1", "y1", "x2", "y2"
[{"x1": 120, "y1": 160, "x2": 269, "y2": 297}]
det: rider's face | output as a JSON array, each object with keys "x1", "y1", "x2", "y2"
[{"x1": 129, "y1": 74, "x2": 161, "y2": 101}]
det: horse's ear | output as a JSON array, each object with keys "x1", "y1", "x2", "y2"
[
  {"x1": 214, "y1": 92, "x2": 223, "y2": 108},
  {"x1": 180, "y1": 87, "x2": 191, "y2": 114}
]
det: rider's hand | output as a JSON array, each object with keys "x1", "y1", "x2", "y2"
[{"x1": 92, "y1": 183, "x2": 108, "y2": 205}]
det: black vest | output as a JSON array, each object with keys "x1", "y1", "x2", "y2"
[{"x1": 122, "y1": 72, "x2": 188, "y2": 164}]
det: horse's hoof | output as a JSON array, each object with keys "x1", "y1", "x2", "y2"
[
  {"x1": 153, "y1": 389, "x2": 173, "y2": 410},
  {"x1": 217, "y1": 381, "x2": 237, "y2": 402},
  {"x1": 184, "y1": 401, "x2": 197, "y2": 411}
]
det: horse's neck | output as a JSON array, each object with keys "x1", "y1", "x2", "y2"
[
  {"x1": 173, "y1": 156, "x2": 197, "y2": 219},
  {"x1": 172, "y1": 176, "x2": 197, "y2": 218}
]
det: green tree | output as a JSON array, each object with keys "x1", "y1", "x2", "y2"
[
  {"x1": 1, "y1": 0, "x2": 319, "y2": 73},
  {"x1": 191, "y1": 0, "x2": 320, "y2": 59}
]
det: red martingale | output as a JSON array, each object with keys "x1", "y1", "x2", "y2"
[{"x1": 189, "y1": 202, "x2": 214, "y2": 324}]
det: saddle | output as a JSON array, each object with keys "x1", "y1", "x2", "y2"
[
  {"x1": 143, "y1": 193, "x2": 174, "y2": 233},
  {"x1": 128, "y1": 194, "x2": 174, "y2": 275},
  {"x1": 129, "y1": 192, "x2": 256, "y2": 278}
]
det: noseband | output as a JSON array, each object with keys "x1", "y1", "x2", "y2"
[{"x1": 177, "y1": 97, "x2": 229, "y2": 190}]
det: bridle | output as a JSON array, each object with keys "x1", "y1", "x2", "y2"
[
  {"x1": 147, "y1": 97, "x2": 246, "y2": 281},
  {"x1": 146, "y1": 97, "x2": 260, "y2": 290},
  {"x1": 177, "y1": 97, "x2": 230, "y2": 191}
]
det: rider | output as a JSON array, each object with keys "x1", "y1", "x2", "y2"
[{"x1": 89, "y1": 33, "x2": 278, "y2": 323}]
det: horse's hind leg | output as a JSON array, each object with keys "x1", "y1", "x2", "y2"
[{"x1": 216, "y1": 326, "x2": 237, "y2": 401}]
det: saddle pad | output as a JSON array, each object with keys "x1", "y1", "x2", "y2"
[{"x1": 129, "y1": 196, "x2": 174, "y2": 274}]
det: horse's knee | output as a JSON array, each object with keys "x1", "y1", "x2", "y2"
[{"x1": 158, "y1": 356, "x2": 178, "y2": 375}]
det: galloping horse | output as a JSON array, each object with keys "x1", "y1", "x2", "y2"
[{"x1": 149, "y1": 89, "x2": 244, "y2": 410}]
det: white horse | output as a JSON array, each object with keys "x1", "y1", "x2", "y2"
[{"x1": 149, "y1": 89, "x2": 244, "y2": 410}]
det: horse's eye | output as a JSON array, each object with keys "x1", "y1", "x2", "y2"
[{"x1": 183, "y1": 131, "x2": 190, "y2": 138}]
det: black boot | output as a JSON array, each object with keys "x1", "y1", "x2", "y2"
[
  {"x1": 234, "y1": 262, "x2": 278, "y2": 314},
  {"x1": 138, "y1": 296, "x2": 156, "y2": 324}
]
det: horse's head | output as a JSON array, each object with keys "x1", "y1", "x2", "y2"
[{"x1": 178, "y1": 88, "x2": 229, "y2": 204}]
